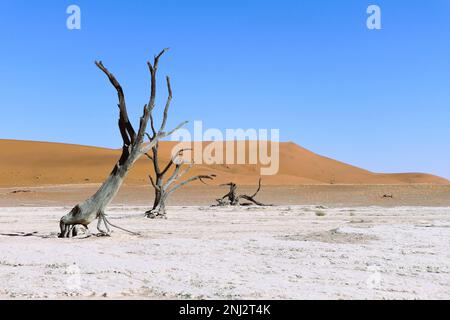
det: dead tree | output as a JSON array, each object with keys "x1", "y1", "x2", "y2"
[
  {"x1": 216, "y1": 178, "x2": 268, "y2": 206},
  {"x1": 145, "y1": 148, "x2": 216, "y2": 218},
  {"x1": 58, "y1": 49, "x2": 186, "y2": 238}
]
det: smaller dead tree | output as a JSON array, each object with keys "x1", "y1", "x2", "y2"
[
  {"x1": 216, "y1": 178, "x2": 268, "y2": 206},
  {"x1": 145, "y1": 147, "x2": 216, "y2": 219}
]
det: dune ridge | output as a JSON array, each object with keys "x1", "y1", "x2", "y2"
[{"x1": 0, "y1": 139, "x2": 448, "y2": 187}]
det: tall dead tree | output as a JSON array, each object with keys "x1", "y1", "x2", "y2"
[
  {"x1": 145, "y1": 147, "x2": 215, "y2": 218},
  {"x1": 216, "y1": 178, "x2": 268, "y2": 206},
  {"x1": 59, "y1": 49, "x2": 186, "y2": 238}
]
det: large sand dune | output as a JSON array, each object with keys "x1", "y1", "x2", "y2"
[{"x1": 0, "y1": 139, "x2": 448, "y2": 187}]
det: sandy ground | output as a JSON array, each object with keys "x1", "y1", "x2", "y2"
[
  {"x1": 0, "y1": 204, "x2": 449, "y2": 300},
  {"x1": 1, "y1": 184, "x2": 450, "y2": 207}
]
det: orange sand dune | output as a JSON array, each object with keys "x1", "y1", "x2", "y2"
[{"x1": 0, "y1": 139, "x2": 448, "y2": 187}]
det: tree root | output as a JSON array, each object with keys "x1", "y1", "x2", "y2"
[
  {"x1": 145, "y1": 208, "x2": 167, "y2": 219},
  {"x1": 59, "y1": 223, "x2": 89, "y2": 238},
  {"x1": 102, "y1": 214, "x2": 141, "y2": 236},
  {"x1": 59, "y1": 211, "x2": 140, "y2": 238}
]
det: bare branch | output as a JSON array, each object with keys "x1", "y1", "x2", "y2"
[
  {"x1": 249, "y1": 178, "x2": 262, "y2": 198},
  {"x1": 160, "y1": 148, "x2": 192, "y2": 176},
  {"x1": 136, "y1": 48, "x2": 170, "y2": 145},
  {"x1": 237, "y1": 195, "x2": 266, "y2": 206},
  {"x1": 220, "y1": 182, "x2": 235, "y2": 187},
  {"x1": 139, "y1": 134, "x2": 160, "y2": 154},
  {"x1": 95, "y1": 61, "x2": 136, "y2": 145},
  {"x1": 166, "y1": 174, "x2": 216, "y2": 196},
  {"x1": 140, "y1": 120, "x2": 188, "y2": 154},
  {"x1": 144, "y1": 152, "x2": 153, "y2": 161},
  {"x1": 163, "y1": 162, "x2": 191, "y2": 191},
  {"x1": 159, "y1": 76, "x2": 173, "y2": 132},
  {"x1": 160, "y1": 120, "x2": 189, "y2": 139},
  {"x1": 148, "y1": 175, "x2": 160, "y2": 191}
]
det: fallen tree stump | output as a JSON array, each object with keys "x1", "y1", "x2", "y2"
[{"x1": 214, "y1": 178, "x2": 270, "y2": 207}]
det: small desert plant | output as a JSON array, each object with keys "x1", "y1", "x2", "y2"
[{"x1": 315, "y1": 210, "x2": 326, "y2": 217}]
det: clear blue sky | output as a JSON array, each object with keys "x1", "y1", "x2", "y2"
[{"x1": 0, "y1": 0, "x2": 449, "y2": 178}]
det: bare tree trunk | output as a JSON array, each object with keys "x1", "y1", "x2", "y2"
[
  {"x1": 59, "y1": 49, "x2": 186, "y2": 238},
  {"x1": 59, "y1": 150, "x2": 139, "y2": 237},
  {"x1": 147, "y1": 174, "x2": 167, "y2": 218},
  {"x1": 148, "y1": 189, "x2": 167, "y2": 218}
]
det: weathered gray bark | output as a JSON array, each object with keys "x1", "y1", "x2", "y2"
[
  {"x1": 215, "y1": 178, "x2": 268, "y2": 207},
  {"x1": 59, "y1": 48, "x2": 186, "y2": 238},
  {"x1": 216, "y1": 182, "x2": 239, "y2": 206},
  {"x1": 145, "y1": 147, "x2": 215, "y2": 219}
]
